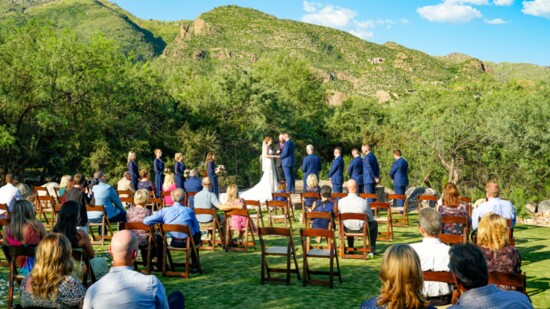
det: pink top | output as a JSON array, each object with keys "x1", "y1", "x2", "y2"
[
  {"x1": 163, "y1": 183, "x2": 177, "y2": 205},
  {"x1": 5, "y1": 224, "x2": 42, "y2": 271}
]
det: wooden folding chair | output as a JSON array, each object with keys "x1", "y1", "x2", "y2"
[
  {"x1": 53, "y1": 187, "x2": 63, "y2": 204},
  {"x1": 359, "y1": 193, "x2": 377, "y2": 201},
  {"x1": 148, "y1": 197, "x2": 162, "y2": 212},
  {"x1": 86, "y1": 205, "x2": 113, "y2": 245},
  {"x1": 272, "y1": 192, "x2": 296, "y2": 222},
  {"x1": 0, "y1": 203, "x2": 10, "y2": 219},
  {"x1": 330, "y1": 192, "x2": 348, "y2": 200},
  {"x1": 423, "y1": 271, "x2": 459, "y2": 304},
  {"x1": 338, "y1": 213, "x2": 371, "y2": 259},
  {"x1": 370, "y1": 202, "x2": 394, "y2": 241},
  {"x1": 245, "y1": 200, "x2": 265, "y2": 229},
  {"x1": 489, "y1": 271, "x2": 528, "y2": 295},
  {"x1": 258, "y1": 227, "x2": 301, "y2": 285},
  {"x1": 418, "y1": 194, "x2": 438, "y2": 209},
  {"x1": 117, "y1": 190, "x2": 134, "y2": 207},
  {"x1": 161, "y1": 191, "x2": 173, "y2": 208},
  {"x1": 123, "y1": 222, "x2": 156, "y2": 274},
  {"x1": 2, "y1": 245, "x2": 36, "y2": 309},
  {"x1": 159, "y1": 224, "x2": 202, "y2": 278},
  {"x1": 224, "y1": 209, "x2": 256, "y2": 253},
  {"x1": 193, "y1": 208, "x2": 224, "y2": 251},
  {"x1": 0, "y1": 218, "x2": 10, "y2": 267},
  {"x1": 440, "y1": 216, "x2": 469, "y2": 245},
  {"x1": 266, "y1": 200, "x2": 293, "y2": 228},
  {"x1": 304, "y1": 211, "x2": 335, "y2": 252},
  {"x1": 300, "y1": 192, "x2": 320, "y2": 223},
  {"x1": 35, "y1": 195, "x2": 56, "y2": 228},
  {"x1": 459, "y1": 196, "x2": 473, "y2": 216},
  {"x1": 72, "y1": 248, "x2": 97, "y2": 287},
  {"x1": 186, "y1": 192, "x2": 197, "y2": 207},
  {"x1": 387, "y1": 194, "x2": 408, "y2": 227},
  {"x1": 300, "y1": 228, "x2": 342, "y2": 288}
]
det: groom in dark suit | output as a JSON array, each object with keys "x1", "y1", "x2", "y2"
[
  {"x1": 327, "y1": 147, "x2": 344, "y2": 193},
  {"x1": 389, "y1": 149, "x2": 409, "y2": 206},
  {"x1": 280, "y1": 133, "x2": 295, "y2": 193},
  {"x1": 273, "y1": 134, "x2": 285, "y2": 182},
  {"x1": 301, "y1": 144, "x2": 322, "y2": 191}
]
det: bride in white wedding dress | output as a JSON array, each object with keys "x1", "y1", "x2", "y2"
[{"x1": 240, "y1": 137, "x2": 279, "y2": 202}]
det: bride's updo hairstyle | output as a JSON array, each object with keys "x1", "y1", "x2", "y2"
[{"x1": 263, "y1": 136, "x2": 272, "y2": 145}]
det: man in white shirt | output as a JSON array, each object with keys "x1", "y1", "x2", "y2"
[
  {"x1": 472, "y1": 182, "x2": 516, "y2": 230},
  {"x1": 410, "y1": 208, "x2": 452, "y2": 306},
  {"x1": 0, "y1": 173, "x2": 22, "y2": 211},
  {"x1": 338, "y1": 179, "x2": 378, "y2": 254}
]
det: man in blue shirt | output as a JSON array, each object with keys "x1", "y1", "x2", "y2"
[
  {"x1": 327, "y1": 147, "x2": 344, "y2": 193},
  {"x1": 183, "y1": 169, "x2": 203, "y2": 207},
  {"x1": 389, "y1": 150, "x2": 409, "y2": 207},
  {"x1": 144, "y1": 188, "x2": 201, "y2": 272},
  {"x1": 83, "y1": 230, "x2": 185, "y2": 309},
  {"x1": 347, "y1": 148, "x2": 364, "y2": 193},
  {"x1": 90, "y1": 171, "x2": 126, "y2": 233},
  {"x1": 301, "y1": 144, "x2": 322, "y2": 192},
  {"x1": 472, "y1": 182, "x2": 516, "y2": 230},
  {"x1": 448, "y1": 243, "x2": 532, "y2": 309}
]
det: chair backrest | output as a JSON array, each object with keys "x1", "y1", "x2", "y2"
[
  {"x1": 33, "y1": 186, "x2": 50, "y2": 196},
  {"x1": 194, "y1": 208, "x2": 217, "y2": 216},
  {"x1": 161, "y1": 191, "x2": 172, "y2": 198},
  {"x1": 86, "y1": 205, "x2": 107, "y2": 216},
  {"x1": 272, "y1": 192, "x2": 290, "y2": 199},
  {"x1": 300, "y1": 192, "x2": 320, "y2": 200},
  {"x1": 225, "y1": 208, "x2": 251, "y2": 218},
  {"x1": 300, "y1": 228, "x2": 335, "y2": 240},
  {"x1": 266, "y1": 200, "x2": 287, "y2": 210},
  {"x1": 423, "y1": 271, "x2": 456, "y2": 284},
  {"x1": 330, "y1": 193, "x2": 348, "y2": 200},
  {"x1": 117, "y1": 190, "x2": 133, "y2": 197},
  {"x1": 488, "y1": 272, "x2": 527, "y2": 294},
  {"x1": 186, "y1": 192, "x2": 198, "y2": 198},
  {"x1": 440, "y1": 215, "x2": 469, "y2": 244},
  {"x1": 0, "y1": 203, "x2": 10, "y2": 218},
  {"x1": 123, "y1": 222, "x2": 152, "y2": 232},
  {"x1": 359, "y1": 193, "x2": 377, "y2": 200},
  {"x1": 418, "y1": 195, "x2": 438, "y2": 202},
  {"x1": 370, "y1": 202, "x2": 391, "y2": 210},
  {"x1": 387, "y1": 194, "x2": 406, "y2": 205},
  {"x1": 458, "y1": 196, "x2": 472, "y2": 203},
  {"x1": 305, "y1": 211, "x2": 334, "y2": 229},
  {"x1": 258, "y1": 227, "x2": 291, "y2": 237},
  {"x1": 245, "y1": 200, "x2": 261, "y2": 208}
]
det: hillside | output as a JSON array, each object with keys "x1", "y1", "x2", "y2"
[
  {"x1": 0, "y1": 0, "x2": 186, "y2": 60},
  {"x1": 485, "y1": 61, "x2": 550, "y2": 83}
]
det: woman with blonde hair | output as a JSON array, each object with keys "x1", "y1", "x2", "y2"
[
  {"x1": 153, "y1": 148, "x2": 164, "y2": 197},
  {"x1": 20, "y1": 233, "x2": 86, "y2": 308},
  {"x1": 58, "y1": 175, "x2": 73, "y2": 197},
  {"x1": 206, "y1": 152, "x2": 219, "y2": 197},
  {"x1": 304, "y1": 174, "x2": 320, "y2": 209},
  {"x1": 127, "y1": 151, "x2": 139, "y2": 191},
  {"x1": 174, "y1": 152, "x2": 186, "y2": 189},
  {"x1": 3, "y1": 200, "x2": 46, "y2": 276},
  {"x1": 220, "y1": 184, "x2": 257, "y2": 240},
  {"x1": 162, "y1": 172, "x2": 177, "y2": 206},
  {"x1": 361, "y1": 244, "x2": 435, "y2": 309},
  {"x1": 438, "y1": 182, "x2": 469, "y2": 235},
  {"x1": 477, "y1": 212, "x2": 521, "y2": 290}
]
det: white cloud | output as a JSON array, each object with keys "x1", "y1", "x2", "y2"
[
  {"x1": 484, "y1": 17, "x2": 510, "y2": 23},
  {"x1": 417, "y1": 3, "x2": 483, "y2": 23},
  {"x1": 494, "y1": 0, "x2": 514, "y2": 5},
  {"x1": 301, "y1": 1, "x2": 408, "y2": 40},
  {"x1": 445, "y1": 0, "x2": 489, "y2": 4},
  {"x1": 522, "y1": 0, "x2": 550, "y2": 18}
]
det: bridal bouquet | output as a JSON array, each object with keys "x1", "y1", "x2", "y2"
[
  {"x1": 184, "y1": 169, "x2": 190, "y2": 178},
  {"x1": 215, "y1": 165, "x2": 226, "y2": 176}
]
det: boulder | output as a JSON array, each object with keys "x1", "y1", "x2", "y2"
[
  {"x1": 538, "y1": 200, "x2": 550, "y2": 215},
  {"x1": 376, "y1": 90, "x2": 391, "y2": 103},
  {"x1": 525, "y1": 202, "x2": 537, "y2": 215},
  {"x1": 406, "y1": 187, "x2": 438, "y2": 211},
  {"x1": 327, "y1": 92, "x2": 346, "y2": 106},
  {"x1": 375, "y1": 186, "x2": 387, "y2": 202}
]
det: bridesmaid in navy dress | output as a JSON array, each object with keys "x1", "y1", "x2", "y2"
[
  {"x1": 127, "y1": 151, "x2": 139, "y2": 191},
  {"x1": 153, "y1": 148, "x2": 164, "y2": 196},
  {"x1": 206, "y1": 152, "x2": 219, "y2": 197},
  {"x1": 174, "y1": 153, "x2": 186, "y2": 189}
]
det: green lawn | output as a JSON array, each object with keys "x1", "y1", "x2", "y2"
[{"x1": 1, "y1": 213, "x2": 549, "y2": 308}]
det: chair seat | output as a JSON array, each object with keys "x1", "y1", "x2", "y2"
[
  {"x1": 307, "y1": 249, "x2": 333, "y2": 257},
  {"x1": 375, "y1": 217, "x2": 389, "y2": 222},
  {"x1": 391, "y1": 207, "x2": 405, "y2": 212},
  {"x1": 265, "y1": 246, "x2": 293, "y2": 255}
]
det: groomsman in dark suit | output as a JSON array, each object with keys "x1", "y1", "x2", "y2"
[
  {"x1": 327, "y1": 147, "x2": 344, "y2": 193},
  {"x1": 280, "y1": 133, "x2": 296, "y2": 193},
  {"x1": 347, "y1": 148, "x2": 363, "y2": 193},
  {"x1": 362, "y1": 144, "x2": 380, "y2": 203},
  {"x1": 301, "y1": 144, "x2": 322, "y2": 191},
  {"x1": 273, "y1": 134, "x2": 285, "y2": 182},
  {"x1": 389, "y1": 149, "x2": 409, "y2": 207}
]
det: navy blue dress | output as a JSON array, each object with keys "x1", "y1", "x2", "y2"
[
  {"x1": 311, "y1": 200, "x2": 335, "y2": 229},
  {"x1": 175, "y1": 161, "x2": 186, "y2": 189},
  {"x1": 153, "y1": 157, "x2": 164, "y2": 196},
  {"x1": 304, "y1": 186, "x2": 320, "y2": 208},
  {"x1": 128, "y1": 160, "x2": 139, "y2": 191},
  {"x1": 207, "y1": 161, "x2": 219, "y2": 197}
]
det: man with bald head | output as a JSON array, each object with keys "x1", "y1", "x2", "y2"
[
  {"x1": 83, "y1": 230, "x2": 185, "y2": 309},
  {"x1": 472, "y1": 182, "x2": 516, "y2": 230},
  {"x1": 337, "y1": 179, "x2": 378, "y2": 254}
]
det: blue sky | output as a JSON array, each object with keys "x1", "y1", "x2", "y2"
[{"x1": 112, "y1": 0, "x2": 550, "y2": 65}]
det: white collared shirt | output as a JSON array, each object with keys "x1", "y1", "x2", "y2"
[
  {"x1": 0, "y1": 183, "x2": 22, "y2": 211},
  {"x1": 410, "y1": 237, "x2": 452, "y2": 297},
  {"x1": 472, "y1": 197, "x2": 516, "y2": 230}
]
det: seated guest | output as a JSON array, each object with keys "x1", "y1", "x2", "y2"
[
  {"x1": 90, "y1": 171, "x2": 127, "y2": 232},
  {"x1": 219, "y1": 184, "x2": 255, "y2": 240},
  {"x1": 361, "y1": 244, "x2": 435, "y2": 309},
  {"x1": 3, "y1": 200, "x2": 46, "y2": 276},
  {"x1": 117, "y1": 171, "x2": 136, "y2": 194},
  {"x1": 137, "y1": 168, "x2": 156, "y2": 196},
  {"x1": 58, "y1": 175, "x2": 73, "y2": 198},
  {"x1": 311, "y1": 185, "x2": 335, "y2": 230},
  {"x1": 53, "y1": 201, "x2": 95, "y2": 259},
  {"x1": 410, "y1": 208, "x2": 452, "y2": 306},
  {"x1": 143, "y1": 189, "x2": 201, "y2": 273},
  {"x1": 448, "y1": 243, "x2": 532, "y2": 308},
  {"x1": 83, "y1": 230, "x2": 185, "y2": 309},
  {"x1": 338, "y1": 179, "x2": 378, "y2": 254},
  {"x1": 477, "y1": 213, "x2": 521, "y2": 291},
  {"x1": 193, "y1": 177, "x2": 223, "y2": 224},
  {"x1": 64, "y1": 173, "x2": 90, "y2": 231},
  {"x1": 183, "y1": 169, "x2": 202, "y2": 207},
  {"x1": 21, "y1": 233, "x2": 86, "y2": 308},
  {"x1": 438, "y1": 182, "x2": 470, "y2": 235},
  {"x1": 472, "y1": 182, "x2": 516, "y2": 230},
  {"x1": 162, "y1": 172, "x2": 177, "y2": 206},
  {"x1": 304, "y1": 174, "x2": 321, "y2": 209},
  {"x1": 0, "y1": 173, "x2": 22, "y2": 211},
  {"x1": 273, "y1": 181, "x2": 288, "y2": 203}
]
